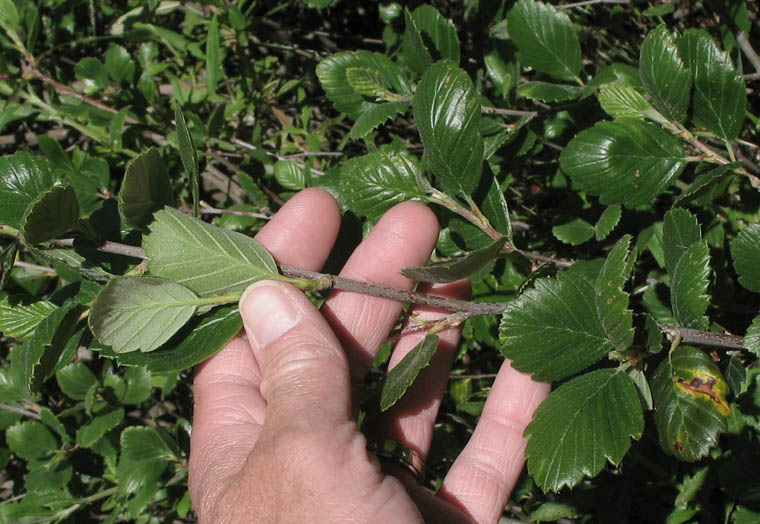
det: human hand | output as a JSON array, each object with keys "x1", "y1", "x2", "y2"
[{"x1": 188, "y1": 188, "x2": 550, "y2": 523}]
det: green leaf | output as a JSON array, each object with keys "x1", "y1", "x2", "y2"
[
  {"x1": 122, "y1": 367, "x2": 152, "y2": 404},
  {"x1": 743, "y1": 314, "x2": 760, "y2": 357},
  {"x1": 316, "y1": 51, "x2": 411, "y2": 119},
  {"x1": 380, "y1": 334, "x2": 439, "y2": 411},
  {"x1": 670, "y1": 241, "x2": 710, "y2": 329},
  {"x1": 349, "y1": 101, "x2": 409, "y2": 139},
  {"x1": 105, "y1": 44, "x2": 135, "y2": 85},
  {"x1": 677, "y1": 29, "x2": 746, "y2": 141},
  {"x1": 409, "y1": 5, "x2": 460, "y2": 64},
  {"x1": 76, "y1": 408, "x2": 124, "y2": 448},
  {"x1": 595, "y1": 235, "x2": 634, "y2": 351},
  {"x1": 402, "y1": 237, "x2": 505, "y2": 283},
  {"x1": 481, "y1": 173, "x2": 512, "y2": 240},
  {"x1": 339, "y1": 152, "x2": 425, "y2": 221},
  {"x1": 651, "y1": 346, "x2": 730, "y2": 461},
  {"x1": 597, "y1": 85, "x2": 653, "y2": 119},
  {"x1": 517, "y1": 82, "x2": 581, "y2": 103},
  {"x1": 413, "y1": 60, "x2": 483, "y2": 196},
  {"x1": 731, "y1": 224, "x2": 760, "y2": 293},
  {"x1": 0, "y1": 0, "x2": 20, "y2": 38},
  {"x1": 402, "y1": 8, "x2": 432, "y2": 74},
  {"x1": 174, "y1": 106, "x2": 199, "y2": 217},
  {"x1": 552, "y1": 217, "x2": 595, "y2": 246},
  {"x1": 628, "y1": 367, "x2": 653, "y2": 411},
  {"x1": 345, "y1": 67, "x2": 387, "y2": 97},
  {"x1": 0, "y1": 299, "x2": 57, "y2": 339},
  {"x1": 560, "y1": 119, "x2": 687, "y2": 207},
  {"x1": 524, "y1": 369, "x2": 644, "y2": 492},
  {"x1": 39, "y1": 408, "x2": 71, "y2": 445},
  {"x1": 499, "y1": 272, "x2": 614, "y2": 381},
  {"x1": 205, "y1": 13, "x2": 221, "y2": 98},
  {"x1": 110, "y1": 305, "x2": 241, "y2": 373},
  {"x1": 595, "y1": 204, "x2": 622, "y2": 241},
  {"x1": 663, "y1": 208, "x2": 702, "y2": 277},
  {"x1": 74, "y1": 57, "x2": 109, "y2": 94},
  {"x1": 506, "y1": 0, "x2": 582, "y2": 82},
  {"x1": 118, "y1": 148, "x2": 174, "y2": 231},
  {"x1": 676, "y1": 164, "x2": 737, "y2": 206},
  {"x1": 7, "y1": 420, "x2": 59, "y2": 459},
  {"x1": 56, "y1": 362, "x2": 98, "y2": 400},
  {"x1": 528, "y1": 502, "x2": 579, "y2": 522},
  {"x1": 0, "y1": 152, "x2": 57, "y2": 229},
  {"x1": 89, "y1": 276, "x2": 199, "y2": 354},
  {"x1": 21, "y1": 185, "x2": 81, "y2": 244},
  {"x1": 639, "y1": 25, "x2": 692, "y2": 122},
  {"x1": 723, "y1": 355, "x2": 746, "y2": 397},
  {"x1": 118, "y1": 426, "x2": 176, "y2": 495},
  {"x1": 144, "y1": 207, "x2": 279, "y2": 296},
  {"x1": 273, "y1": 160, "x2": 306, "y2": 191},
  {"x1": 14, "y1": 301, "x2": 84, "y2": 396}
]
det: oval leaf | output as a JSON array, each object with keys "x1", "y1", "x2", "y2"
[
  {"x1": 597, "y1": 85, "x2": 653, "y2": 120},
  {"x1": 524, "y1": 369, "x2": 644, "y2": 492},
  {"x1": 639, "y1": 25, "x2": 691, "y2": 122},
  {"x1": 107, "y1": 305, "x2": 242, "y2": 372},
  {"x1": 506, "y1": 0, "x2": 582, "y2": 82},
  {"x1": 552, "y1": 217, "x2": 595, "y2": 246},
  {"x1": 412, "y1": 60, "x2": 483, "y2": 196},
  {"x1": 731, "y1": 224, "x2": 760, "y2": 293},
  {"x1": 0, "y1": 152, "x2": 57, "y2": 229},
  {"x1": 119, "y1": 148, "x2": 174, "y2": 230},
  {"x1": 409, "y1": 5, "x2": 460, "y2": 64},
  {"x1": 671, "y1": 241, "x2": 711, "y2": 330},
  {"x1": 340, "y1": 152, "x2": 425, "y2": 221},
  {"x1": 595, "y1": 204, "x2": 622, "y2": 241},
  {"x1": 316, "y1": 51, "x2": 410, "y2": 119},
  {"x1": 560, "y1": 119, "x2": 687, "y2": 207},
  {"x1": 499, "y1": 272, "x2": 614, "y2": 381},
  {"x1": 89, "y1": 276, "x2": 199, "y2": 353},
  {"x1": 595, "y1": 235, "x2": 634, "y2": 351},
  {"x1": 677, "y1": 29, "x2": 746, "y2": 142},
  {"x1": 652, "y1": 346, "x2": 730, "y2": 461},
  {"x1": 380, "y1": 334, "x2": 439, "y2": 411},
  {"x1": 21, "y1": 185, "x2": 81, "y2": 245},
  {"x1": 144, "y1": 207, "x2": 279, "y2": 296},
  {"x1": 517, "y1": 81, "x2": 581, "y2": 103}
]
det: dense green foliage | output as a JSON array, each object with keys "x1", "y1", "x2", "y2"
[{"x1": 1, "y1": 0, "x2": 760, "y2": 522}]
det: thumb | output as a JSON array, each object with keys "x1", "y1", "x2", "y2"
[{"x1": 239, "y1": 279, "x2": 352, "y2": 430}]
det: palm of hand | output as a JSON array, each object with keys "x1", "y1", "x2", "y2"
[{"x1": 188, "y1": 189, "x2": 549, "y2": 523}]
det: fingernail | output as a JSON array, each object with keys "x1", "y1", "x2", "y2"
[{"x1": 240, "y1": 281, "x2": 301, "y2": 347}]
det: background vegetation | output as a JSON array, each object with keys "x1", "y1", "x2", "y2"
[{"x1": 1, "y1": 0, "x2": 759, "y2": 522}]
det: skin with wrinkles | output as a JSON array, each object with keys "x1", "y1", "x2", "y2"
[{"x1": 189, "y1": 188, "x2": 550, "y2": 523}]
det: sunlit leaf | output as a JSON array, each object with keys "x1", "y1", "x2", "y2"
[
  {"x1": 517, "y1": 82, "x2": 581, "y2": 103},
  {"x1": 340, "y1": 152, "x2": 425, "y2": 221},
  {"x1": 506, "y1": 0, "x2": 582, "y2": 82},
  {"x1": 595, "y1": 204, "x2": 622, "y2": 241},
  {"x1": 0, "y1": 152, "x2": 57, "y2": 229},
  {"x1": 0, "y1": 298, "x2": 57, "y2": 339},
  {"x1": 7, "y1": 421, "x2": 59, "y2": 459},
  {"x1": 144, "y1": 207, "x2": 279, "y2": 296},
  {"x1": 678, "y1": 29, "x2": 746, "y2": 142},
  {"x1": 413, "y1": 60, "x2": 483, "y2": 195},
  {"x1": 663, "y1": 208, "x2": 702, "y2": 277},
  {"x1": 524, "y1": 369, "x2": 643, "y2": 491},
  {"x1": 76, "y1": 408, "x2": 124, "y2": 448},
  {"x1": 174, "y1": 107, "x2": 199, "y2": 217},
  {"x1": 88, "y1": 276, "x2": 199, "y2": 353},
  {"x1": 597, "y1": 85, "x2": 653, "y2": 119},
  {"x1": 595, "y1": 235, "x2": 634, "y2": 351},
  {"x1": 552, "y1": 217, "x2": 595, "y2": 246},
  {"x1": 349, "y1": 101, "x2": 409, "y2": 139},
  {"x1": 560, "y1": 119, "x2": 687, "y2": 207},
  {"x1": 639, "y1": 25, "x2": 691, "y2": 122}
]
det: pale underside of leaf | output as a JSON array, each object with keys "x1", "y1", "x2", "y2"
[{"x1": 144, "y1": 207, "x2": 278, "y2": 296}]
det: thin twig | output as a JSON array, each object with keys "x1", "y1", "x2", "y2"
[
  {"x1": 0, "y1": 402, "x2": 42, "y2": 421},
  {"x1": 481, "y1": 106, "x2": 538, "y2": 118},
  {"x1": 199, "y1": 205, "x2": 272, "y2": 220},
  {"x1": 28, "y1": 69, "x2": 141, "y2": 125},
  {"x1": 658, "y1": 323, "x2": 744, "y2": 350},
  {"x1": 13, "y1": 260, "x2": 56, "y2": 273},
  {"x1": 737, "y1": 30, "x2": 760, "y2": 74},
  {"x1": 42, "y1": 238, "x2": 749, "y2": 353}
]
